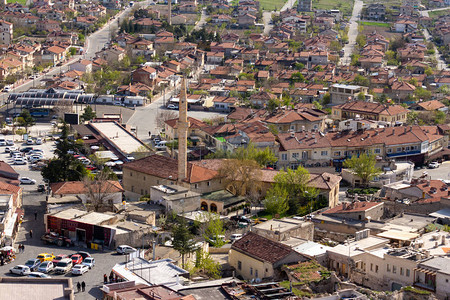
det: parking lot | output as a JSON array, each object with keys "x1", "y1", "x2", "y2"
[
  {"x1": 0, "y1": 122, "x2": 127, "y2": 299},
  {"x1": 413, "y1": 161, "x2": 450, "y2": 180}
]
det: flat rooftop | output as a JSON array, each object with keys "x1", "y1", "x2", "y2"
[
  {"x1": 0, "y1": 277, "x2": 74, "y2": 300},
  {"x1": 49, "y1": 209, "x2": 116, "y2": 225},
  {"x1": 332, "y1": 84, "x2": 363, "y2": 90},
  {"x1": 254, "y1": 217, "x2": 309, "y2": 232},
  {"x1": 90, "y1": 122, "x2": 147, "y2": 154}
]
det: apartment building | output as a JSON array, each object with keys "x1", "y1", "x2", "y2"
[
  {"x1": 330, "y1": 84, "x2": 371, "y2": 105},
  {"x1": 0, "y1": 20, "x2": 13, "y2": 45},
  {"x1": 276, "y1": 125, "x2": 448, "y2": 169}
]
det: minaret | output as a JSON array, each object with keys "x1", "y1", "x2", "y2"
[
  {"x1": 168, "y1": 0, "x2": 172, "y2": 26},
  {"x1": 177, "y1": 76, "x2": 189, "y2": 183}
]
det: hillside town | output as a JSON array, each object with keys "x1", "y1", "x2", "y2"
[{"x1": 0, "y1": 0, "x2": 450, "y2": 298}]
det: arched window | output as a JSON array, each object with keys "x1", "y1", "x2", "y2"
[
  {"x1": 210, "y1": 203, "x2": 218, "y2": 213},
  {"x1": 201, "y1": 202, "x2": 208, "y2": 211}
]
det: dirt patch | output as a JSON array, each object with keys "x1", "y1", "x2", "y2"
[{"x1": 362, "y1": 25, "x2": 403, "y2": 40}]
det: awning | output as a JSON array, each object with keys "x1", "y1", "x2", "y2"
[
  {"x1": 414, "y1": 267, "x2": 437, "y2": 275},
  {"x1": 4, "y1": 213, "x2": 18, "y2": 238}
]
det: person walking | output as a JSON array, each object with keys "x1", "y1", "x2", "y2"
[
  {"x1": 34, "y1": 212, "x2": 37, "y2": 220},
  {"x1": 109, "y1": 272, "x2": 113, "y2": 283},
  {"x1": 77, "y1": 282, "x2": 81, "y2": 293},
  {"x1": 21, "y1": 244, "x2": 24, "y2": 253},
  {"x1": 103, "y1": 274, "x2": 107, "y2": 284},
  {"x1": 29, "y1": 230, "x2": 33, "y2": 238},
  {"x1": 81, "y1": 281, "x2": 86, "y2": 292}
]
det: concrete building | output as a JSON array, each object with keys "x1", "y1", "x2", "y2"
[
  {"x1": 0, "y1": 20, "x2": 13, "y2": 45},
  {"x1": 0, "y1": 277, "x2": 74, "y2": 300},
  {"x1": 322, "y1": 201, "x2": 384, "y2": 221},
  {"x1": 252, "y1": 217, "x2": 314, "y2": 242},
  {"x1": 297, "y1": 0, "x2": 312, "y2": 11},
  {"x1": 229, "y1": 232, "x2": 308, "y2": 280},
  {"x1": 415, "y1": 257, "x2": 450, "y2": 298},
  {"x1": 150, "y1": 184, "x2": 201, "y2": 213},
  {"x1": 330, "y1": 84, "x2": 371, "y2": 105}
]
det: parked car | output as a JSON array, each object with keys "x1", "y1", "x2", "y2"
[
  {"x1": 52, "y1": 254, "x2": 68, "y2": 264},
  {"x1": 37, "y1": 253, "x2": 55, "y2": 262},
  {"x1": 24, "y1": 259, "x2": 41, "y2": 271},
  {"x1": 37, "y1": 261, "x2": 54, "y2": 273},
  {"x1": 3, "y1": 85, "x2": 12, "y2": 92},
  {"x1": 230, "y1": 233, "x2": 243, "y2": 242},
  {"x1": 28, "y1": 272, "x2": 51, "y2": 278},
  {"x1": 26, "y1": 138, "x2": 34, "y2": 145},
  {"x1": 70, "y1": 254, "x2": 83, "y2": 265},
  {"x1": 54, "y1": 258, "x2": 73, "y2": 274},
  {"x1": 0, "y1": 138, "x2": 6, "y2": 146},
  {"x1": 14, "y1": 158, "x2": 27, "y2": 165},
  {"x1": 37, "y1": 184, "x2": 46, "y2": 193},
  {"x1": 116, "y1": 245, "x2": 137, "y2": 255},
  {"x1": 35, "y1": 138, "x2": 43, "y2": 145},
  {"x1": 5, "y1": 146, "x2": 16, "y2": 152},
  {"x1": 6, "y1": 139, "x2": 14, "y2": 146},
  {"x1": 72, "y1": 251, "x2": 91, "y2": 260},
  {"x1": 167, "y1": 104, "x2": 178, "y2": 110},
  {"x1": 155, "y1": 141, "x2": 167, "y2": 150},
  {"x1": 428, "y1": 161, "x2": 439, "y2": 169},
  {"x1": 10, "y1": 265, "x2": 31, "y2": 276},
  {"x1": 229, "y1": 215, "x2": 252, "y2": 224},
  {"x1": 19, "y1": 177, "x2": 36, "y2": 184},
  {"x1": 20, "y1": 147, "x2": 33, "y2": 153},
  {"x1": 71, "y1": 264, "x2": 89, "y2": 275},
  {"x1": 82, "y1": 257, "x2": 95, "y2": 269}
]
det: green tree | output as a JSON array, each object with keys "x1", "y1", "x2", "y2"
[
  {"x1": 356, "y1": 34, "x2": 366, "y2": 48},
  {"x1": 81, "y1": 105, "x2": 96, "y2": 122},
  {"x1": 425, "y1": 67, "x2": 434, "y2": 76},
  {"x1": 195, "y1": 249, "x2": 221, "y2": 279},
  {"x1": 414, "y1": 87, "x2": 432, "y2": 101},
  {"x1": 267, "y1": 97, "x2": 279, "y2": 113},
  {"x1": 322, "y1": 92, "x2": 331, "y2": 105},
  {"x1": 407, "y1": 111, "x2": 419, "y2": 124},
  {"x1": 15, "y1": 109, "x2": 35, "y2": 133},
  {"x1": 434, "y1": 110, "x2": 446, "y2": 124},
  {"x1": 290, "y1": 72, "x2": 305, "y2": 83},
  {"x1": 203, "y1": 213, "x2": 225, "y2": 248},
  {"x1": 41, "y1": 123, "x2": 87, "y2": 183},
  {"x1": 172, "y1": 217, "x2": 196, "y2": 268},
  {"x1": 263, "y1": 185, "x2": 289, "y2": 217},
  {"x1": 252, "y1": 147, "x2": 278, "y2": 167},
  {"x1": 312, "y1": 100, "x2": 322, "y2": 110},
  {"x1": 353, "y1": 74, "x2": 369, "y2": 87},
  {"x1": 270, "y1": 166, "x2": 317, "y2": 214},
  {"x1": 343, "y1": 153, "x2": 382, "y2": 187}
]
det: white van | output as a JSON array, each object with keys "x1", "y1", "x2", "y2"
[{"x1": 230, "y1": 234, "x2": 243, "y2": 242}]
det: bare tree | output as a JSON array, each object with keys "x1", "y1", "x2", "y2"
[
  {"x1": 156, "y1": 110, "x2": 178, "y2": 129},
  {"x1": 83, "y1": 171, "x2": 121, "y2": 212},
  {"x1": 219, "y1": 159, "x2": 262, "y2": 196}
]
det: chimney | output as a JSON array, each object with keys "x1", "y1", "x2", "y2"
[{"x1": 177, "y1": 76, "x2": 189, "y2": 183}]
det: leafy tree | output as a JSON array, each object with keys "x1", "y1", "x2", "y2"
[
  {"x1": 290, "y1": 72, "x2": 305, "y2": 83},
  {"x1": 409, "y1": 78, "x2": 418, "y2": 87},
  {"x1": 267, "y1": 97, "x2": 279, "y2": 113},
  {"x1": 343, "y1": 153, "x2": 382, "y2": 187},
  {"x1": 407, "y1": 111, "x2": 419, "y2": 124},
  {"x1": 41, "y1": 123, "x2": 87, "y2": 183},
  {"x1": 434, "y1": 110, "x2": 446, "y2": 124},
  {"x1": 194, "y1": 249, "x2": 221, "y2": 279},
  {"x1": 270, "y1": 166, "x2": 317, "y2": 214},
  {"x1": 16, "y1": 109, "x2": 35, "y2": 133},
  {"x1": 357, "y1": 92, "x2": 366, "y2": 101},
  {"x1": 203, "y1": 213, "x2": 225, "y2": 248},
  {"x1": 414, "y1": 87, "x2": 432, "y2": 101},
  {"x1": 172, "y1": 217, "x2": 196, "y2": 268},
  {"x1": 81, "y1": 105, "x2": 96, "y2": 122},
  {"x1": 312, "y1": 101, "x2": 322, "y2": 110},
  {"x1": 263, "y1": 185, "x2": 289, "y2": 217},
  {"x1": 252, "y1": 147, "x2": 278, "y2": 167},
  {"x1": 353, "y1": 74, "x2": 369, "y2": 87},
  {"x1": 219, "y1": 158, "x2": 262, "y2": 196},
  {"x1": 425, "y1": 67, "x2": 434, "y2": 76},
  {"x1": 356, "y1": 34, "x2": 366, "y2": 48},
  {"x1": 322, "y1": 92, "x2": 331, "y2": 105}
]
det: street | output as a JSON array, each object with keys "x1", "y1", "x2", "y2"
[
  {"x1": 413, "y1": 161, "x2": 450, "y2": 180},
  {"x1": 341, "y1": 0, "x2": 363, "y2": 65}
]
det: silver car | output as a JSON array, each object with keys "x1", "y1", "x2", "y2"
[{"x1": 37, "y1": 261, "x2": 54, "y2": 273}]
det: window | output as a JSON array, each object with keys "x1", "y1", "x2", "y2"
[
  {"x1": 387, "y1": 148, "x2": 392, "y2": 153},
  {"x1": 255, "y1": 270, "x2": 259, "y2": 278},
  {"x1": 405, "y1": 146, "x2": 410, "y2": 151},
  {"x1": 143, "y1": 176, "x2": 146, "y2": 181},
  {"x1": 321, "y1": 151, "x2": 328, "y2": 156},
  {"x1": 131, "y1": 186, "x2": 135, "y2": 192},
  {"x1": 375, "y1": 265, "x2": 379, "y2": 273},
  {"x1": 292, "y1": 153, "x2": 299, "y2": 159},
  {"x1": 302, "y1": 151, "x2": 308, "y2": 159},
  {"x1": 397, "y1": 147, "x2": 402, "y2": 152},
  {"x1": 387, "y1": 264, "x2": 391, "y2": 272},
  {"x1": 194, "y1": 184, "x2": 198, "y2": 189},
  {"x1": 130, "y1": 172, "x2": 133, "y2": 177},
  {"x1": 207, "y1": 181, "x2": 210, "y2": 186},
  {"x1": 281, "y1": 153, "x2": 287, "y2": 161},
  {"x1": 406, "y1": 269, "x2": 410, "y2": 277},
  {"x1": 392, "y1": 265, "x2": 396, "y2": 274},
  {"x1": 250, "y1": 267, "x2": 253, "y2": 275},
  {"x1": 238, "y1": 261, "x2": 242, "y2": 270},
  {"x1": 400, "y1": 267, "x2": 404, "y2": 276},
  {"x1": 370, "y1": 263, "x2": 373, "y2": 271},
  {"x1": 374, "y1": 148, "x2": 381, "y2": 154},
  {"x1": 141, "y1": 189, "x2": 143, "y2": 194},
  {"x1": 334, "y1": 151, "x2": 341, "y2": 157}
]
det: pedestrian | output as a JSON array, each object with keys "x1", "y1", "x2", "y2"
[
  {"x1": 18, "y1": 244, "x2": 21, "y2": 253},
  {"x1": 29, "y1": 230, "x2": 33, "y2": 238},
  {"x1": 103, "y1": 274, "x2": 107, "y2": 284},
  {"x1": 77, "y1": 282, "x2": 81, "y2": 293},
  {"x1": 34, "y1": 212, "x2": 37, "y2": 220},
  {"x1": 21, "y1": 244, "x2": 24, "y2": 253},
  {"x1": 109, "y1": 272, "x2": 113, "y2": 283},
  {"x1": 81, "y1": 281, "x2": 86, "y2": 292}
]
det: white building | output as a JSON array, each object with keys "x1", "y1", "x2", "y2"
[{"x1": 0, "y1": 20, "x2": 13, "y2": 45}]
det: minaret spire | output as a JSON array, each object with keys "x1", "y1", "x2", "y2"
[{"x1": 177, "y1": 76, "x2": 189, "y2": 183}]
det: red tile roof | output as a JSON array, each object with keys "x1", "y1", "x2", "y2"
[
  {"x1": 50, "y1": 180, "x2": 123, "y2": 195},
  {"x1": 322, "y1": 201, "x2": 382, "y2": 214},
  {"x1": 231, "y1": 232, "x2": 296, "y2": 264}
]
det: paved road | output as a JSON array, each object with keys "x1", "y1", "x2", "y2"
[
  {"x1": 341, "y1": 0, "x2": 364, "y2": 65},
  {"x1": 419, "y1": 6, "x2": 450, "y2": 18},
  {"x1": 422, "y1": 29, "x2": 448, "y2": 70},
  {"x1": 280, "y1": 0, "x2": 296, "y2": 11},
  {"x1": 193, "y1": 8, "x2": 207, "y2": 31},
  {"x1": 262, "y1": 12, "x2": 274, "y2": 35},
  {"x1": 413, "y1": 161, "x2": 450, "y2": 180}
]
